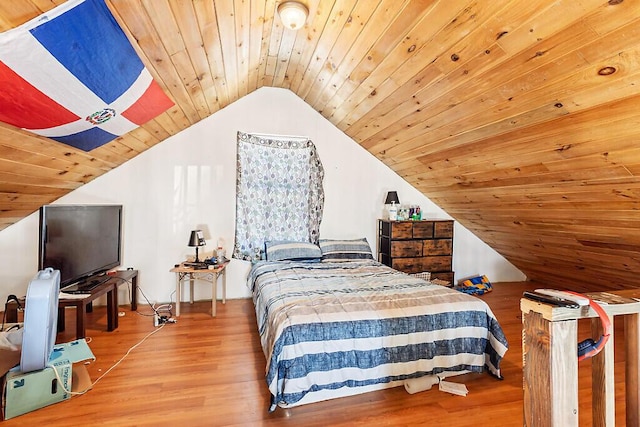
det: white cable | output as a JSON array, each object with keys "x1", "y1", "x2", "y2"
[
  {"x1": 136, "y1": 285, "x2": 174, "y2": 318},
  {"x1": 46, "y1": 323, "x2": 166, "y2": 395},
  {"x1": 153, "y1": 303, "x2": 173, "y2": 313}
]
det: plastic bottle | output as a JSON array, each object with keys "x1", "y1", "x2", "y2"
[{"x1": 388, "y1": 202, "x2": 398, "y2": 221}]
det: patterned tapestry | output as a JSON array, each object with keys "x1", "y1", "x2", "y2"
[
  {"x1": 0, "y1": 0, "x2": 173, "y2": 151},
  {"x1": 233, "y1": 131, "x2": 325, "y2": 261}
]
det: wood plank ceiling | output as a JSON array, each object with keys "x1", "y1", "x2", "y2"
[{"x1": 1, "y1": 0, "x2": 640, "y2": 291}]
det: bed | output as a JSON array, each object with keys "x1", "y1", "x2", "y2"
[{"x1": 247, "y1": 239, "x2": 508, "y2": 411}]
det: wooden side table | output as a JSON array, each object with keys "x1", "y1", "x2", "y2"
[
  {"x1": 170, "y1": 261, "x2": 228, "y2": 317},
  {"x1": 521, "y1": 290, "x2": 640, "y2": 426}
]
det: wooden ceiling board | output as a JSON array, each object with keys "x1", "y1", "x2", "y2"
[
  {"x1": 287, "y1": 0, "x2": 358, "y2": 96},
  {"x1": 193, "y1": 0, "x2": 231, "y2": 106},
  {"x1": 304, "y1": 0, "x2": 411, "y2": 108},
  {"x1": 330, "y1": 0, "x2": 509, "y2": 129},
  {"x1": 314, "y1": 0, "x2": 431, "y2": 117},
  {"x1": 347, "y1": 2, "x2": 564, "y2": 143},
  {"x1": 0, "y1": 1, "x2": 49, "y2": 29},
  {"x1": 357, "y1": 5, "x2": 636, "y2": 158},
  {"x1": 1, "y1": 0, "x2": 639, "y2": 291}
]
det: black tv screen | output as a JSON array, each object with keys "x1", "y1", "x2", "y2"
[{"x1": 38, "y1": 205, "x2": 122, "y2": 288}]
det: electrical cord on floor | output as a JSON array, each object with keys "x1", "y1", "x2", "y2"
[
  {"x1": 46, "y1": 322, "x2": 167, "y2": 396},
  {"x1": 109, "y1": 276, "x2": 131, "y2": 305},
  {"x1": 136, "y1": 284, "x2": 174, "y2": 320}
]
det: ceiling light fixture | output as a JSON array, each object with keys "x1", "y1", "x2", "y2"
[{"x1": 277, "y1": 1, "x2": 308, "y2": 30}]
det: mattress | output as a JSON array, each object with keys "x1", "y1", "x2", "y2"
[{"x1": 247, "y1": 259, "x2": 508, "y2": 411}]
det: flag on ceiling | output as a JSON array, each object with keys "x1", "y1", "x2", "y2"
[{"x1": 0, "y1": 0, "x2": 173, "y2": 151}]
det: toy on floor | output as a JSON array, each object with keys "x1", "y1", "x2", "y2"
[{"x1": 456, "y1": 275, "x2": 492, "y2": 295}]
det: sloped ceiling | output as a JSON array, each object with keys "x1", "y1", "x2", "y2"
[{"x1": 1, "y1": 0, "x2": 640, "y2": 291}]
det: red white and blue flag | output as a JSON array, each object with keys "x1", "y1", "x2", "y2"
[{"x1": 0, "y1": 0, "x2": 173, "y2": 151}]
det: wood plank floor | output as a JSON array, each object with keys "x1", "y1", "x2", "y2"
[{"x1": 1, "y1": 282, "x2": 632, "y2": 426}]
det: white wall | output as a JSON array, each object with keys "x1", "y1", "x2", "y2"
[{"x1": 0, "y1": 88, "x2": 525, "y2": 308}]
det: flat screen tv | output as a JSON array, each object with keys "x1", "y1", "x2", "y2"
[{"x1": 38, "y1": 204, "x2": 123, "y2": 289}]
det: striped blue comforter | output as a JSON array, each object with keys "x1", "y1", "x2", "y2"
[{"x1": 248, "y1": 260, "x2": 508, "y2": 410}]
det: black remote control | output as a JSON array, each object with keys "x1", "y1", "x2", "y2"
[{"x1": 523, "y1": 291, "x2": 580, "y2": 308}]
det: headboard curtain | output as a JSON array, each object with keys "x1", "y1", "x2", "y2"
[{"x1": 233, "y1": 131, "x2": 325, "y2": 261}]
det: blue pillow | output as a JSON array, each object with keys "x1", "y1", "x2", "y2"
[
  {"x1": 319, "y1": 238, "x2": 374, "y2": 262},
  {"x1": 265, "y1": 241, "x2": 321, "y2": 261}
]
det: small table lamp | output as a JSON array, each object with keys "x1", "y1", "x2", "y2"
[
  {"x1": 188, "y1": 230, "x2": 206, "y2": 262},
  {"x1": 385, "y1": 191, "x2": 400, "y2": 220}
]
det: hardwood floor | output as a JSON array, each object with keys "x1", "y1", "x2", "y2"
[{"x1": 1, "y1": 282, "x2": 632, "y2": 426}]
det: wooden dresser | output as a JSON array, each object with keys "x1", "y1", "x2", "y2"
[{"x1": 378, "y1": 219, "x2": 454, "y2": 284}]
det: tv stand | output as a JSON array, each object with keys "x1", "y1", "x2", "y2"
[{"x1": 7, "y1": 269, "x2": 138, "y2": 339}]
